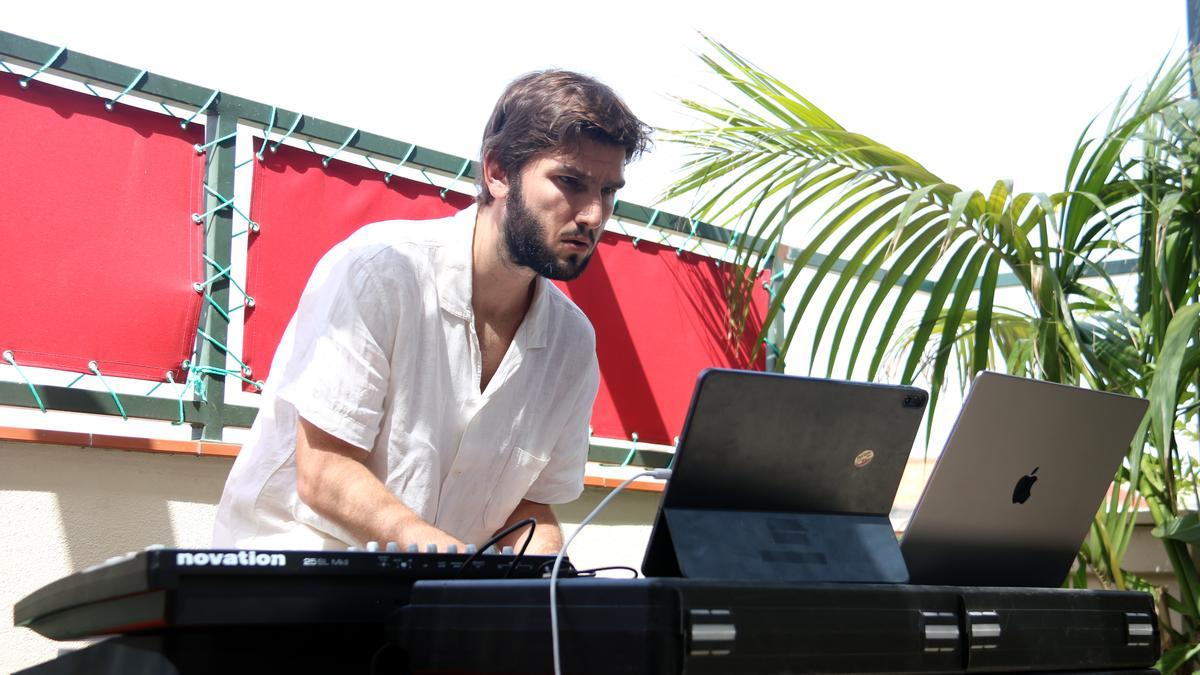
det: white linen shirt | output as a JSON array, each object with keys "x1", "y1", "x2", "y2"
[{"x1": 213, "y1": 205, "x2": 599, "y2": 549}]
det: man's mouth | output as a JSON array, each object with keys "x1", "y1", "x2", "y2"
[{"x1": 562, "y1": 237, "x2": 591, "y2": 251}]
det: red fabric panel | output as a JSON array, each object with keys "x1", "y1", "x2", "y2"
[
  {"x1": 0, "y1": 73, "x2": 204, "y2": 381},
  {"x1": 245, "y1": 143, "x2": 767, "y2": 444},
  {"x1": 556, "y1": 234, "x2": 767, "y2": 447},
  {"x1": 244, "y1": 141, "x2": 472, "y2": 386}
]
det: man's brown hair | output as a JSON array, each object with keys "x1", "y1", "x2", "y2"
[{"x1": 477, "y1": 70, "x2": 651, "y2": 205}]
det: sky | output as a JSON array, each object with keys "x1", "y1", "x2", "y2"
[{"x1": 4, "y1": 0, "x2": 1188, "y2": 225}]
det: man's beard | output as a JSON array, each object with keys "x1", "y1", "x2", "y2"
[{"x1": 502, "y1": 178, "x2": 594, "y2": 281}]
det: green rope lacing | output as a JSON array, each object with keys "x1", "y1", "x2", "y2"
[
  {"x1": 257, "y1": 106, "x2": 277, "y2": 161},
  {"x1": 19, "y1": 46, "x2": 65, "y2": 89},
  {"x1": 384, "y1": 145, "x2": 417, "y2": 183},
  {"x1": 189, "y1": 364, "x2": 262, "y2": 390},
  {"x1": 194, "y1": 184, "x2": 257, "y2": 230},
  {"x1": 758, "y1": 239, "x2": 780, "y2": 279},
  {"x1": 180, "y1": 89, "x2": 218, "y2": 129},
  {"x1": 632, "y1": 210, "x2": 658, "y2": 247},
  {"x1": 619, "y1": 432, "x2": 639, "y2": 468},
  {"x1": 204, "y1": 294, "x2": 231, "y2": 322},
  {"x1": 144, "y1": 370, "x2": 176, "y2": 396},
  {"x1": 175, "y1": 372, "x2": 192, "y2": 424},
  {"x1": 2, "y1": 351, "x2": 46, "y2": 413},
  {"x1": 418, "y1": 169, "x2": 439, "y2": 188},
  {"x1": 441, "y1": 159, "x2": 472, "y2": 199},
  {"x1": 194, "y1": 130, "x2": 237, "y2": 155},
  {"x1": 65, "y1": 372, "x2": 85, "y2": 387},
  {"x1": 715, "y1": 224, "x2": 743, "y2": 269},
  {"x1": 676, "y1": 216, "x2": 699, "y2": 256},
  {"x1": 761, "y1": 338, "x2": 781, "y2": 358},
  {"x1": 0, "y1": 58, "x2": 15, "y2": 75},
  {"x1": 611, "y1": 213, "x2": 635, "y2": 240},
  {"x1": 157, "y1": 101, "x2": 180, "y2": 121},
  {"x1": 88, "y1": 361, "x2": 127, "y2": 420},
  {"x1": 195, "y1": 329, "x2": 253, "y2": 377},
  {"x1": 197, "y1": 253, "x2": 254, "y2": 306},
  {"x1": 323, "y1": 128, "x2": 358, "y2": 167},
  {"x1": 270, "y1": 112, "x2": 303, "y2": 153},
  {"x1": 103, "y1": 69, "x2": 146, "y2": 111}
]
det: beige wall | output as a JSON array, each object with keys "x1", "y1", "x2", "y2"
[{"x1": 0, "y1": 440, "x2": 664, "y2": 674}]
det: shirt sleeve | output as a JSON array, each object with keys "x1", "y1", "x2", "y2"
[
  {"x1": 523, "y1": 353, "x2": 600, "y2": 504},
  {"x1": 274, "y1": 249, "x2": 404, "y2": 452}
]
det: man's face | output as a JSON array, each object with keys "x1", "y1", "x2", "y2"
[{"x1": 501, "y1": 137, "x2": 626, "y2": 281}]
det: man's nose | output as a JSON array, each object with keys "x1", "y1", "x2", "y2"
[{"x1": 576, "y1": 194, "x2": 606, "y2": 231}]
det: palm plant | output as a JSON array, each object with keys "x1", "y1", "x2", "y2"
[{"x1": 667, "y1": 37, "x2": 1200, "y2": 670}]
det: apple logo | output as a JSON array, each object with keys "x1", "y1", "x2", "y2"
[{"x1": 1012, "y1": 467, "x2": 1039, "y2": 504}]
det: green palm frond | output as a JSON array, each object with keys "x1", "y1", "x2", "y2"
[{"x1": 665, "y1": 36, "x2": 1192, "y2": 422}]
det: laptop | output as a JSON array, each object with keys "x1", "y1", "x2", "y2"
[
  {"x1": 900, "y1": 371, "x2": 1148, "y2": 587},
  {"x1": 641, "y1": 369, "x2": 928, "y2": 582}
]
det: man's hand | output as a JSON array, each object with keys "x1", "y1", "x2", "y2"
[
  {"x1": 295, "y1": 417, "x2": 464, "y2": 549},
  {"x1": 494, "y1": 500, "x2": 564, "y2": 555}
]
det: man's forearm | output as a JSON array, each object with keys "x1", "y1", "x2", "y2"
[
  {"x1": 496, "y1": 500, "x2": 564, "y2": 555},
  {"x1": 295, "y1": 417, "x2": 463, "y2": 549}
]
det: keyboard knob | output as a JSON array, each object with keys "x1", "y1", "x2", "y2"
[
  {"x1": 465, "y1": 544, "x2": 478, "y2": 554},
  {"x1": 386, "y1": 541, "x2": 399, "y2": 552},
  {"x1": 446, "y1": 544, "x2": 458, "y2": 554},
  {"x1": 366, "y1": 541, "x2": 379, "y2": 552},
  {"x1": 426, "y1": 543, "x2": 438, "y2": 554},
  {"x1": 406, "y1": 543, "x2": 419, "y2": 553},
  {"x1": 347, "y1": 546, "x2": 361, "y2": 552},
  {"x1": 502, "y1": 546, "x2": 514, "y2": 556}
]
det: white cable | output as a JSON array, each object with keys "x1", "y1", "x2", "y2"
[{"x1": 550, "y1": 468, "x2": 672, "y2": 675}]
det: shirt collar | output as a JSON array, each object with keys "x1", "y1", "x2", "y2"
[
  {"x1": 434, "y1": 205, "x2": 476, "y2": 322},
  {"x1": 435, "y1": 204, "x2": 550, "y2": 350}
]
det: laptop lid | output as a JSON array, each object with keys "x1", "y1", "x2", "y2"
[
  {"x1": 900, "y1": 371, "x2": 1148, "y2": 587},
  {"x1": 641, "y1": 369, "x2": 928, "y2": 579}
]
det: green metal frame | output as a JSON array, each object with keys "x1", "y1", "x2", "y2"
[
  {"x1": 0, "y1": 31, "x2": 1142, "y2": 447},
  {"x1": 0, "y1": 31, "x2": 779, "y2": 456}
]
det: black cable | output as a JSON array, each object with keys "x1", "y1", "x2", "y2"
[
  {"x1": 573, "y1": 565, "x2": 639, "y2": 578},
  {"x1": 457, "y1": 517, "x2": 536, "y2": 578},
  {"x1": 504, "y1": 517, "x2": 537, "y2": 579},
  {"x1": 536, "y1": 558, "x2": 580, "y2": 576}
]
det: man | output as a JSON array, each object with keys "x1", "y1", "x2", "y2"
[{"x1": 213, "y1": 71, "x2": 651, "y2": 554}]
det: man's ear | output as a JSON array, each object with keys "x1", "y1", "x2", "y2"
[{"x1": 483, "y1": 150, "x2": 511, "y2": 202}]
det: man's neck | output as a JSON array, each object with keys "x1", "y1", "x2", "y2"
[{"x1": 471, "y1": 203, "x2": 536, "y2": 323}]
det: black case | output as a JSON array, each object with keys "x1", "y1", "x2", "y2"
[{"x1": 396, "y1": 577, "x2": 1159, "y2": 674}]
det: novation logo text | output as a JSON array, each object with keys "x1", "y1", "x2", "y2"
[{"x1": 176, "y1": 551, "x2": 287, "y2": 567}]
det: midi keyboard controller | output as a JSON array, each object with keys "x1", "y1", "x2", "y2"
[{"x1": 15, "y1": 545, "x2": 571, "y2": 641}]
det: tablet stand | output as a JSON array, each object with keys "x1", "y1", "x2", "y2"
[{"x1": 645, "y1": 507, "x2": 908, "y2": 583}]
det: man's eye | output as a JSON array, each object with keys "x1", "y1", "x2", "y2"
[
  {"x1": 601, "y1": 187, "x2": 618, "y2": 198},
  {"x1": 558, "y1": 176, "x2": 581, "y2": 188}
]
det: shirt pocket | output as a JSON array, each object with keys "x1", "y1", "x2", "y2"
[{"x1": 482, "y1": 447, "x2": 550, "y2": 535}]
